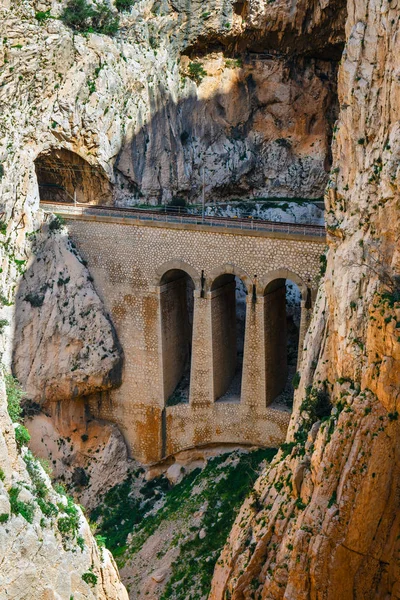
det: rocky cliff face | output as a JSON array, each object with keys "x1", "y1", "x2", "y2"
[
  {"x1": 210, "y1": 0, "x2": 400, "y2": 597},
  {"x1": 0, "y1": 374, "x2": 129, "y2": 599},
  {"x1": 0, "y1": 0, "x2": 342, "y2": 208},
  {"x1": 13, "y1": 220, "x2": 122, "y2": 406}
]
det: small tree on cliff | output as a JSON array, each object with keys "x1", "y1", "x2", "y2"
[{"x1": 61, "y1": 0, "x2": 120, "y2": 36}]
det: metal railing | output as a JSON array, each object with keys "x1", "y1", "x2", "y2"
[{"x1": 40, "y1": 201, "x2": 326, "y2": 238}]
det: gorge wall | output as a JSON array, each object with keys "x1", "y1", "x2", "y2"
[
  {"x1": 210, "y1": 0, "x2": 400, "y2": 597},
  {"x1": 0, "y1": 0, "x2": 343, "y2": 209}
]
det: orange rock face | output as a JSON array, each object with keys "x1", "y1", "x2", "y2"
[{"x1": 210, "y1": 0, "x2": 400, "y2": 597}]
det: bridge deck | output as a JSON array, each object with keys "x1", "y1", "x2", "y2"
[{"x1": 40, "y1": 202, "x2": 326, "y2": 243}]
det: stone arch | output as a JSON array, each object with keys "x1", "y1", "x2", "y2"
[
  {"x1": 158, "y1": 263, "x2": 198, "y2": 410},
  {"x1": 207, "y1": 265, "x2": 251, "y2": 403},
  {"x1": 206, "y1": 263, "x2": 253, "y2": 294},
  {"x1": 258, "y1": 268, "x2": 307, "y2": 298},
  {"x1": 260, "y1": 268, "x2": 306, "y2": 407},
  {"x1": 154, "y1": 260, "x2": 202, "y2": 292},
  {"x1": 34, "y1": 146, "x2": 112, "y2": 205}
]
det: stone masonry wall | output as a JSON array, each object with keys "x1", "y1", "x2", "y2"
[{"x1": 62, "y1": 214, "x2": 324, "y2": 463}]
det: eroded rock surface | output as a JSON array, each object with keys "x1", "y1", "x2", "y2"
[
  {"x1": 0, "y1": 378, "x2": 129, "y2": 599},
  {"x1": 210, "y1": 0, "x2": 400, "y2": 597},
  {"x1": 13, "y1": 220, "x2": 122, "y2": 405},
  {"x1": 0, "y1": 0, "x2": 342, "y2": 207}
]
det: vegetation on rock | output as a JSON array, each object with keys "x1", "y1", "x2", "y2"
[
  {"x1": 115, "y1": 0, "x2": 135, "y2": 11},
  {"x1": 187, "y1": 62, "x2": 207, "y2": 84},
  {"x1": 92, "y1": 449, "x2": 276, "y2": 597},
  {"x1": 61, "y1": 0, "x2": 120, "y2": 36},
  {"x1": 5, "y1": 373, "x2": 25, "y2": 423}
]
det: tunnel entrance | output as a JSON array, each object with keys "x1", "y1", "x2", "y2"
[
  {"x1": 211, "y1": 274, "x2": 247, "y2": 402},
  {"x1": 35, "y1": 148, "x2": 113, "y2": 205},
  {"x1": 264, "y1": 278, "x2": 301, "y2": 407},
  {"x1": 160, "y1": 269, "x2": 195, "y2": 406}
]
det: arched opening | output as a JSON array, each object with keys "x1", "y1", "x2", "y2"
[
  {"x1": 35, "y1": 148, "x2": 112, "y2": 205},
  {"x1": 263, "y1": 278, "x2": 301, "y2": 407},
  {"x1": 211, "y1": 274, "x2": 247, "y2": 402},
  {"x1": 160, "y1": 269, "x2": 195, "y2": 406}
]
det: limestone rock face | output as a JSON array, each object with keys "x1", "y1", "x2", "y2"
[
  {"x1": 0, "y1": 379, "x2": 129, "y2": 600},
  {"x1": 12, "y1": 221, "x2": 122, "y2": 405},
  {"x1": 26, "y1": 397, "x2": 129, "y2": 510},
  {"x1": 0, "y1": 0, "x2": 342, "y2": 209},
  {"x1": 209, "y1": 0, "x2": 400, "y2": 597}
]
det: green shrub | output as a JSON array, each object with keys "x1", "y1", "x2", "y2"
[
  {"x1": 58, "y1": 515, "x2": 77, "y2": 533},
  {"x1": 54, "y1": 483, "x2": 67, "y2": 495},
  {"x1": 49, "y1": 215, "x2": 64, "y2": 232},
  {"x1": 61, "y1": 0, "x2": 119, "y2": 35},
  {"x1": 381, "y1": 275, "x2": 400, "y2": 307},
  {"x1": 82, "y1": 571, "x2": 98, "y2": 586},
  {"x1": 9, "y1": 487, "x2": 35, "y2": 523},
  {"x1": 0, "y1": 319, "x2": 9, "y2": 333},
  {"x1": 187, "y1": 62, "x2": 207, "y2": 84},
  {"x1": 115, "y1": 0, "x2": 135, "y2": 11},
  {"x1": 280, "y1": 441, "x2": 296, "y2": 458},
  {"x1": 328, "y1": 490, "x2": 337, "y2": 508},
  {"x1": 225, "y1": 58, "x2": 243, "y2": 69},
  {"x1": 24, "y1": 292, "x2": 45, "y2": 307},
  {"x1": 15, "y1": 424, "x2": 31, "y2": 448},
  {"x1": 0, "y1": 220, "x2": 6, "y2": 235},
  {"x1": 319, "y1": 253, "x2": 327, "y2": 276},
  {"x1": 57, "y1": 496, "x2": 80, "y2": 540},
  {"x1": 35, "y1": 9, "x2": 52, "y2": 22},
  {"x1": 0, "y1": 513, "x2": 9, "y2": 523},
  {"x1": 77, "y1": 535, "x2": 85, "y2": 551},
  {"x1": 95, "y1": 534, "x2": 107, "y2": 547},
  {"x1": 37, "y1": 457, "x2": 53, "y2": 477},
  {"x1": 24, "y1": 452, "x2": 49, "y2": 499},
  {"x1": 5, "y1": 374, "x2": 25, "y2": 423},
  {"x1": 0, "y1": 294, "x2": 12, "y2": 306},
  {"x1": 37, "y1": 497, "x2": 58, "y2": 518},
  {"x1": 0, "y1": 468, "x2": 5, "y2": 482},
  {"x1": 292, "y1": 371, "x2": 300, "y2": 390},
  {"x1": 61, "y1": 0, "x2": 95, "y2": 31},
  {"x1": 91, "y1": 2, "x2": 120, "y2": 34}
]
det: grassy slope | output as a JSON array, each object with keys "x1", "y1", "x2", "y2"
[{"x1": 91, "y1": 448, "x2": 277, "y2": 599}]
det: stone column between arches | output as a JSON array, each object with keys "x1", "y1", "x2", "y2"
[
  {"x1": 240, "y1": 294, "x2": 267, "y2": 409},
  {"x1": 188, "y1": 290, "x2": 214, "y2": 407}
]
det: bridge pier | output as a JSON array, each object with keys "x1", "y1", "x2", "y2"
[
  {"x1": 240, "y1": 295, "x2": 266, "y2": 410},
  {"x1": 188, "y1": 291, "x2": 214, "y2": 407}
]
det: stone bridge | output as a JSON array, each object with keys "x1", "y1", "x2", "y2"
[{"x1": 44, "y1": 205, "x2": 325, "y2": 464}]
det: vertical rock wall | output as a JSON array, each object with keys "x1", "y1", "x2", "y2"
[{"x1": 209, "y1": 0, "x2": 400, "y2": 597}]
